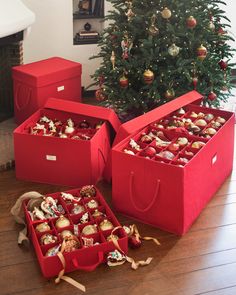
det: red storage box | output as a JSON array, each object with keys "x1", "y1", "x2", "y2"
[
  {"x1": 12, "y1": 57, "x2": 82, "y2": 124},
  {"x1": 14, "y1": 98, "x2": 120, "y2": 186},
  {"x1": 23, "y1": 186, "x2": 128, "y2": 278},
  {"x1": 112, "y1": 91, "x2": 235, "y2": 235}
]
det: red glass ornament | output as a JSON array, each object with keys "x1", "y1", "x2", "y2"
[
  {"x1": 141, "y1": 146, "x2": 156, "y2": 158},
  {"x1": 218, "y1": 60, "x2": 228, "y2": 70},
  {"x1": 95, "y1": 89, "x2": 105, "y2": 101},
  {"x1": 192, "y1": 77, "x2": 198, "y2": 89},
  {"x1": 119, "y1": 76, "x2": 129, "y2": 88},
  {"x1": 208, "y1": 91, "x2": 217, "y2": 101},
  {"x1": 186, "y1": 16, "x2": 197, "y2": 28},
  {"x1": 218, "y1": 27, "x2": 226, "y2": 35},
  {"x1": 128, "y1": 236, "x2": 142, "y2": 249}
]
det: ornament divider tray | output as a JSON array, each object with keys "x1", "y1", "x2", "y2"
[
  {"x1": 24, "y1": 186, "x2": 128, "y2": 278},
  {"x1": 14, "y1": 98, "x2": 121, "y2": 186},
  {"x1": 112, "y1": 91, "x2": 235, "y2": 235}
]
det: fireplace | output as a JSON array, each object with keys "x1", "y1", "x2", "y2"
[{"x1": 0, "y1": 0, "x2": 35, "y2": 121}]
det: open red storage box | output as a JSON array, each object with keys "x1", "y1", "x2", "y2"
[
  {"x1": 112, "y1": 91, "x2": 235, "y2": 235},
  {"x1": 12, "y1": 57, "x2": 82, "y2": 125},
  {"x1": 14, "y1": 98, "x2": 121, "y2": 186},
  {"x1": 23, "y1": 186, "x2": 128, "y2": 278}
]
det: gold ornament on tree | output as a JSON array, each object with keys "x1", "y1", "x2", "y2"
[
  {"x1": 110, "y1": 51, "x2": 116, "y2": 70},
  {"x1": 143, "y1": 69, "x2": 154, "y2": 84},
  {"x1": 165, "y1": 88, "x2": 175, "y2": 100},
  {"x1": 168, "y1": 43, "x2": 180, "y2": 56},
  {"x1": 125, "y1": 1, "x2": 135, "y2": 22},
  {"x1": 148, "y1": 14, "x2": 159, "y2": 36},
  {"x1": 161, "y1": 7, "x2": 172, "y2": 19},
  {"x1": 197, "y1": 44, "x2": 207, "y2": 61}
]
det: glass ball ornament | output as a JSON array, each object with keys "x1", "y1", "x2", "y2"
[{"x1": 168, "y1": 44, "x2": 180, "y2": 56}]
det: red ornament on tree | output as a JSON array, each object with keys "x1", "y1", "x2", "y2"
[
  {"x1": 208, "y1": 91, "x2": 217, "y2": 101},
  {"x1": 119, "y1": 76, "x2": 129, "y2": 88},
  {"x1": 95, "y1": 89, "x2": 105, "y2": 101},
  {"x1": 192, "y1": 77, "x2": 198, "y2": 90},
  {"x1": 186, "y1": 16, "x2": 197, "y2": 28},
  {"x1": 197, "y1": 44, "x2": 207, "y2": 61},
  {"x1": 218, "y1": 60, "x2": 228, "y2": 70},
  {"x1": 218, "y1": 27, "x2": 226, "y2": 35}
]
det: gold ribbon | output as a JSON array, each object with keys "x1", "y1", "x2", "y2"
[
  {"x1": 10, "y1": 191, "x2": 43, "y2": 244},
  {"x1": 55, "y1": 240, "x2": 86, "y2": 292},
  {"x1": 129, "y1": 224, "x2": 161, "y2": 246},
  {"x1": 110, "y1": 225, "x2": 160, "y2": 270}
]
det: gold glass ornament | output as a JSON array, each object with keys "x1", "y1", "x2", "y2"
[
  {"x1": 164, "y1": 88, "x2": 175, "y2": 100},
  {"x1": 161, "y1": 7, "x2": 171, "y2": 19},
  {"x1": 197, "y1": 44, "x2": 207, "y2": 61},
  {"x1": 99, "y1": 219, "x2": 114, "y2": 231},
  {"x1": 110, "y1": 51, "x2": 116, "y2": 70},
  {"x1": 149, "y1": 14, "x2": 159, "y2": 36},
  {"x1": 60, "y1": 230, "x2": 73, "y2": 239},
  {"x1": 143, "y1": 69, "x2": 154, "y2": 84},
  {"x1": 81, "y1": 224, "x2": 98, "y2": 235},
  {"x1": 92, "y1": 209, "x2": 105, "y2": 218},
  {"x1": 55, "y1": 216, "x2": 70, "y2": 229},
  {"x1": 87, "y1": 199, "x2": 99, "y2": 209},
  {"x1": 35, "y1": 222, "x2": 51, "y2": 233}
]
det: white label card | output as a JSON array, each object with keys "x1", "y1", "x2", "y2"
[
  {"x1": 212, "y1": 154, "x2": 217, "y2": 165},
  {"x1": 57, "y1": 85, "x2": 65, "y2": 92},
  {"x1": 46, "y1": 155, "x2": 57, "y2": 161}
]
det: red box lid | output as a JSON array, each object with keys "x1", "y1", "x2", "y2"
[
  {"x1": 12, "y1": 57, "x2": 82, "y2": 87},
  {"x1": 114, "y1": 90, "x2": 203, "y2": 145},
  {"x1": 44, "y1": 97, "x2": 121, "y2": 136}
]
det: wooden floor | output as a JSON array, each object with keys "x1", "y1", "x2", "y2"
[{"x1": 1, "y1": 157, "x2": 236, "y2": 295}]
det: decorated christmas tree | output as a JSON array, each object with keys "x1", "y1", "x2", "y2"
[{"x1": 91, "y1": 0, "x2": 235, "y2": 121}]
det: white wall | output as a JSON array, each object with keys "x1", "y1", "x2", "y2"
[
  {"x1": 224, "y1": 0, "x2": 236, "y2": 63},
  {"x1": 22, "y1": 0, "x2": 113, "y2": 88},
  {"x1": 21, "y1": 0, "x2": 236, "y2": 89}
]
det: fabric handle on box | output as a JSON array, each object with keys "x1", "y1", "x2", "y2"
[
  {"x1": 98, "y1": 147, "x2": 106, "y2": 174},
  {"x1": 10, "y1": 191, "x2": 43, "y2": 244},
  {"x1": 15, "y1": 84, "x2": 32, "y2": 111},
  {"x1": 129, "y1": 171, "x2": 160, "y2": 212},
  {"x1": 71, "y1": 251, "x2": 104, "y2": 271}
]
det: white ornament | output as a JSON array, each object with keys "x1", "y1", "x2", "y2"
[{"x1": 168, "y1": 44, "x2": 180, "y2": 56}]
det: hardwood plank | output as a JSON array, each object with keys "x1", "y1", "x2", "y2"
[
  {"x1": 215, "y1": 180, "x2": 236, "y2": 196},
  {"x1": 190, "y1": 203, "x2": 236, "y2": 231},
  {"x1": 207, "y1": 193, "x2": 236, "y2": 207},
  {"x1": 199, "y1": 285, "x2": 236, "y2": 295},
  {"x1": 169, "y1": 262, "x2": 236, "y2": 295}
]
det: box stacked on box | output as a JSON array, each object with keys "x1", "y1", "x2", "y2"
[
  {"x1": 112, "y1": 91, "x2": 235, "y2": 235},
  {"x1": 12, "y1": 57, "x2": 82, "y2": 124},
  {"x1": 24, "y1": 186, "x2": 128, "y2": 278},
  {"x1": 14, "y1": 98, "x2": 120, "y2": 186}
]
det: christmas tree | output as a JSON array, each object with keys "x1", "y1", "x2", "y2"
[{"x1": 90, "y1": 0, "x2": 235, "y2": 121}]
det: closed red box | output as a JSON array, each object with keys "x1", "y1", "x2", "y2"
[
  {"x1": 23, "y1": 187, "x2": 128, "y2": 278},
  {"x1": 12, "y1": 57, "x2": 82, "y2": 125},
  {"x1": 112, "y1": 91, "x2": 235, "y2": 235},
  {"x1": 14, "y1": 98, "x2": 120, "y2": 186}
]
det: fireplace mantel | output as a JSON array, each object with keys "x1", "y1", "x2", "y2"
[{"x1": 0, "y1": 0, "x2": 35, "y2": 39}]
